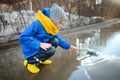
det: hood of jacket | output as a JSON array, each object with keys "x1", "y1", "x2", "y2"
[{"x1": 36, "y1": 8, "x2": 59, "y2": 36}]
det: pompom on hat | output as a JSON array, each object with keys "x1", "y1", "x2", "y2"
[{"x1": 50, "y1": 3, "x2": 67, "y2": 24}]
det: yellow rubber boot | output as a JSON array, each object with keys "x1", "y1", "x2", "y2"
[
  {"x1": 23, "y1": 60, "x2": 40, "y2": 73},
  {"x1": 42, "y1": 60, "x2": 52, "y2": 65}
]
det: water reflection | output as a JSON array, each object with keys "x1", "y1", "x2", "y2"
[
  {"x1": 68, "y1": 66, "x2": 90, "y2": 80},
  {"x1": 103, "y1": 32, "x2": 120, "y2": 57},
  {"x1": 69, "y1": 24, "x2": 120, "y2": 80},
  {"x1": 75, "y1": 29, "x2": 106, "y2": 66},
  {"x1": 76, "y1": 29, "x2": 120, "y2": 66}
]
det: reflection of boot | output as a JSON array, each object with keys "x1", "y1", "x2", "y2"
[
  {"x1": 23, "y1": 60, "x2": 40, "y2": 73},
  {"x1": 42, "y1": 60, "x2": 52, "y2": 65}
]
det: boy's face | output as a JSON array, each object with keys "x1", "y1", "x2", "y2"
[{"x1": 56, "y1": 20, "x2": 65, "y2": 30}]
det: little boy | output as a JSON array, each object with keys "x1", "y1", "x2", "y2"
[{"x1": 19, "y1": 3, "x2": 78, "y2": 73}]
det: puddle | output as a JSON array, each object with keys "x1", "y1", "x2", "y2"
[{"x1": 1, "y1": 23, "x2": 120, "y2": 80}]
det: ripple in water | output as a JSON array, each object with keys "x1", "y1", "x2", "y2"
[
  {"x1": 77, "y1": 50, "x2": 120, "y2": 66},
  {"x1": 77, "y1": 51, "x2": 105, "y2": 65},
  {"x1": 76, "y1": 33, "x2": 120, "y2": 66}
]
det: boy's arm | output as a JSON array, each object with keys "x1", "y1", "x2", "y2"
[
  {"x1": 55, "y1": 34, "x2": 71, "y2": 49},
  {"x1": 55, "y1": 34, "x2": 79, "y2": 51},
  {"x1": 19, "y1": 21, "x2": 41, "y2": 49}
]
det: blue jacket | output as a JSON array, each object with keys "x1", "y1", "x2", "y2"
[{"x1": 19, "y1": 8, "x2": 71, "y2": 59}]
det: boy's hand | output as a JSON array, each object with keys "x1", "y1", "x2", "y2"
[
  {"x1": 70, "y1": 45, "x2": 79, "y2": 51},
  {"x1": 40, "y1": 43, "x2": 52, "y2": 50}
]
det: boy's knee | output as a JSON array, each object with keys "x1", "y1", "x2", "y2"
[
  {"x1": 49, "y1": 38, "x2": 59, "y2": 48},
  {"x1": 47, "y1": 46, "x2": 56, "y2": 56}
]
